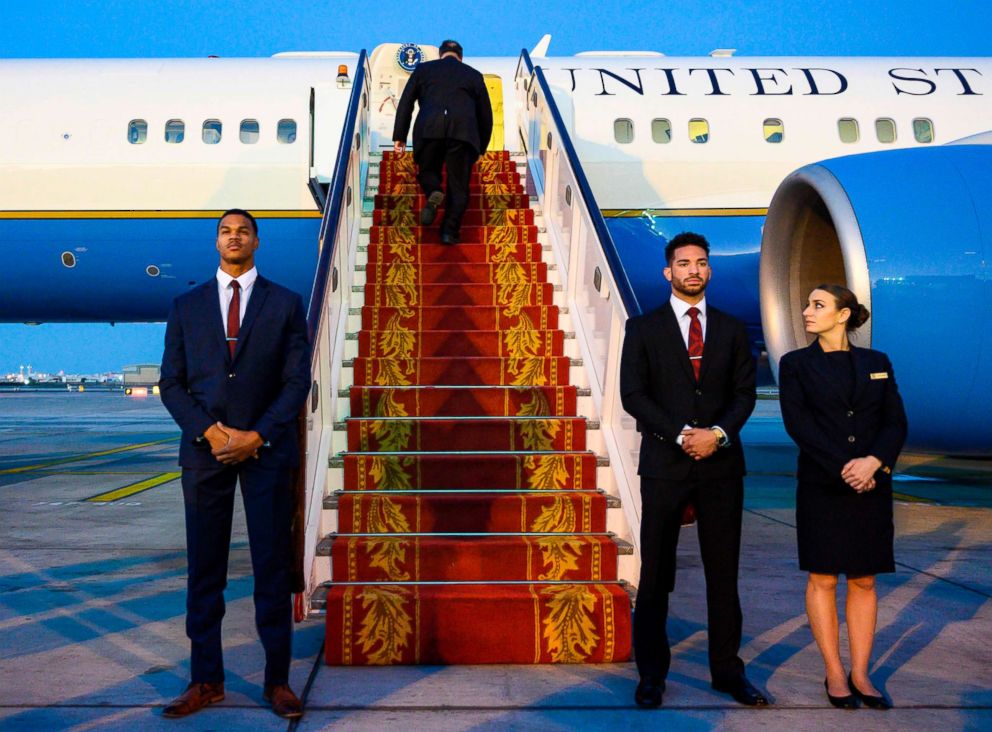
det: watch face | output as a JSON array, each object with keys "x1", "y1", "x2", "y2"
[{"x1": 396, "y1": 43, "x2": 424, "y2": 73}]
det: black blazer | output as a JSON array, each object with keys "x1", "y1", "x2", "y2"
[
  {"x1": 159, "y1": 276, "x2": 311, "y2": 469},
  {"x1": 620, "y1": 303, "x2": 756, "y2": 480},
  {"x1": 392, "y1": 56, "x2": 494, "y2": 154},
  {"x1": 778, "y1": 341, "x2": 907, "y2": 488}
]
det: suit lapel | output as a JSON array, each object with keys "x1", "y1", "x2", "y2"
[
  {"x1": 661, "y1": 304, "x2": 696, "y2": 384},
  {"x1": 200, "y1": 281, "x2": 228, "y2": 360},
  {"x1": 232, "y1": 276, "x2": 269, "y2": 363},
  {"x1": 851, "y1": 346, "x2": 871, "y2": 405},
  {"x1": 698, "y1": 306, "x2": 721, "y2": 384}
]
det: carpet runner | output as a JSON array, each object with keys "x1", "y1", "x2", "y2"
[{"x1": 325, "y1": 150, "x2": 631, "y2": 665}]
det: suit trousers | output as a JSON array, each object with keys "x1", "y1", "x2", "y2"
[
  {"x1": 634, "y1": 474, "x2": 745, "y2": 683},
  {"x1": 414, "y1": 138, "x2": 478, "y2": 238},
  {"x1": 182, "y1": 461, "x2": 294, "y2": 685}
]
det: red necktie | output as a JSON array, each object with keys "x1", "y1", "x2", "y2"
[
  {"x1": 227, "y1": 280, "x2": 240, "y2": 359},
  {"x1": 687, "y1": 306, "x2": 703, "y2": 381}
]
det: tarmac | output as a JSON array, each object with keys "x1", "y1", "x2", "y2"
[{"x1": 0, "y1": 391, "x2": 990, "y2": 731}]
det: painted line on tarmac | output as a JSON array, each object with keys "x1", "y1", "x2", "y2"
[
  {"x1": 0, "y1": 437, "x2": 179, "y2": 475},
  {"x1": 893, "y1": 491, "x2": 936, "y2": 504},
  {"x1": 86, "y1": 472, "x2": 182, "y2": 502}
]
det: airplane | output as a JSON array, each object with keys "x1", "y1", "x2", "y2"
[{"x1": 1, "y1": 39, "x2": 989, "y2": 606}]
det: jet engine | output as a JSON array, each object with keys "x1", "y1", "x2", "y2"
[{"x1": 760, "y1": 144, "x2": 992, "y2": 454}]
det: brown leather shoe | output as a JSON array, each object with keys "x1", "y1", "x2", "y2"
[
  {"x1": 264, "y1": 683, "x2": 303, "y2": 719},
  {"x1": 162, "y1": 682, "x2": 225, "y2": 718}
]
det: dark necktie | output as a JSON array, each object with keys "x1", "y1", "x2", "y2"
[
  {"x1": 687, "y1": 306, "x2": 703, "y2": 381},
  {"x1": 227, "y1": 280, "x2": 241, "y2": 359}
]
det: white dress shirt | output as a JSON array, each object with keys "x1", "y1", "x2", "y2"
[
  {"x1": 668, "y1": 294, "x2": 728, "y2": 447},
  {"x1": 217, "y1": 266, "x2": 258, "y2": 334}
]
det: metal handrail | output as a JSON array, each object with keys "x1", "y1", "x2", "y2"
[
  {"x1": 306, "y1": 49, "x2": 369, "y2": 339},
  {"x1": 518, "y1": 49, "x2": 641, "y2": 316}
]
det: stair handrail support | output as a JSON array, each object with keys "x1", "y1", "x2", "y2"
[
  {"x1": 516, "y1": 49, "x2": 645, "y2": 583},
  {"x1": 299, "y1": 50, "x2": 371, "y2": 612}
]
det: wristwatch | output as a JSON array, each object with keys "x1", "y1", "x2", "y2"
[{"x1": 711, "y1": 426, "x2": 728, "y2": 448}]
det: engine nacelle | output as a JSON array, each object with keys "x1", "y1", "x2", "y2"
[{"x1": 760, "y1": 145, "x2": 992, "y2": 455}]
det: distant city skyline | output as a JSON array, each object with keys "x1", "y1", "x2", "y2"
[{"x1": 0, "y1": 0, "x2": 988, "y2": 373}]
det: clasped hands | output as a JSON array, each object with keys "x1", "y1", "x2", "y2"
[
  {"x1": 841, "y1": 456, "x2": 882, "y2": 493},
  {"x1": 204, "y1": 422, "x2": 263, "y2": 465},
  {"x1": 681, "y1": 428, "x2": 719, "y2": 461}
]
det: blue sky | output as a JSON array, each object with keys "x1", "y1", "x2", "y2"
[{"x1": 0, "y1": 0, "x2": 988, "y2": 373}]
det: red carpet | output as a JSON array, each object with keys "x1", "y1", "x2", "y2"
[{"x1": 326, "y1": 150, "x2": 631, "y2": 665}]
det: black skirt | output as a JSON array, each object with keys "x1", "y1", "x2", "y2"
[{"x1": 796, "y1": 479, "x2": 895, "y2": 576}]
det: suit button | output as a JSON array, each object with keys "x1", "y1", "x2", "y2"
[
  {"x1": 846, "y1": 410, "x2": 854, "y2": 417},
  {"x1": 228, "y1": 373, "x2": 235, "y2": 379},
  {"x1": 695, "y1": 389, "x2": 702, "y2": 396},
  {"x1": 691, "y1": 419, "x2": 699, "y2": 426},
  {"x1": 848, "y1": 435, "x2": 856, "y2": 443}
]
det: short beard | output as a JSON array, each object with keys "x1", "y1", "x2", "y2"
[{"x1": 673, "y1": 278, "x2": 706, "y2": 298}]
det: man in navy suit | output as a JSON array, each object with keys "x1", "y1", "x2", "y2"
[
  {"x1": 620, "y1": 232, "x2": 766, "y2": 709},
  {"x1": 159, "y1": 209, "x2": 310, "y2": 719},
  {"x1": 392, "y1": 39, "x2": 493, "y2": 244}
]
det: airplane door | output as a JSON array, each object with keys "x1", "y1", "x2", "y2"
[
  {"x1": 367, "y1": 43, "x2": 440, "y2": 151},
  {"x1": 484, "y1": 74, "x2": 504, "y2": 152},
  {"x1": 311, "y1": 82, "x2": 346, "y2": 182}
]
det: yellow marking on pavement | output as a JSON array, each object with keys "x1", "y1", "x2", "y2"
[
  {"x1": 0, "y1": 437, "x2": 179, "y2": 475},
  {"x1": 87, "y1": 472, "x2": 182, "y2": 502},
  {"x1": 893, "y1": 492, "x2": 935, "y2": 504}
]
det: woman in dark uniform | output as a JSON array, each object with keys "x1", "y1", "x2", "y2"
[{"x1": 778, "y1": 284, "x2": 907, "y2": 710}]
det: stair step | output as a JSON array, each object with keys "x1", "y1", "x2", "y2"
[
  {"x1": 374, "y1": 193, "x2": 531, "y2": 210},
  {"x1": 325, "y1": 582, "x2": 631, "y2": 665},
  {"x1": 328, "y1": 490, "x2": 608, "y2": 532},
  {"x1": 363, "y1": 261, "x2": 547, "y2": 282},
  {"x1": 341, "y1": 451, "x2": 600, "y2": 491},
  {"x1": 357, "y1": 329, "x2": 565, "y2": 358},
  {"x1": 350, "y1": 356, "x2": 575, "y2": 387},
  {"x1": 369, "y1": 225, "x2": 538, "y2": 245},
  {"x1": 365, "y1": 241, "x2": 544, "y2": 263},
  {"x1": 357, "y1": 305, "x2": 559, "y2": 331},
  {"x1": 324, "y1": 533, "x2": 618, "y2": 582},
  {"x1": 360, "y1": 282, "x2": 556, "y2": 307},
  {"x1": 372, "y1": 208, "x2": 534, "y2": 227},
  {"x1": 347, "y1": 385, "x2": 579, "y2": 417},
  {"x1": 345, "y1": 416, "x2": 586, "y2": 451}
]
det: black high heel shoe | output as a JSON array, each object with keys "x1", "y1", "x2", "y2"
[
  {"x1": 848, "y1": 673, "x2": 892, "y2": 710},
  {"x1": 824, "y1": 678, "x2": 858, "y2": 709}
]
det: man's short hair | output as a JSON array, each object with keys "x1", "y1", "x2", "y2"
[
  {"x1": 218, "y1": 208, "x2": 258, "y2": 236},
  {"x1": 665, "y1": 232, "x2": 710, "y2": 264},
  {"x1": 439, "y1": 40, "x2": 464, "y2": 59}
]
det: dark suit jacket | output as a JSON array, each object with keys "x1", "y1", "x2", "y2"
[
  {"x1": 620, "y1": 302, "x2": 756, "y2": 480},
  {"x1": 159, "y1": 275, "x2": 311, "y2": 469},
  {"x1": 778, "y1": 341, "x2": 907, "y2": 488},
  {"x1": 392, "y1": 56, "x2": 494, "y2": 154}
]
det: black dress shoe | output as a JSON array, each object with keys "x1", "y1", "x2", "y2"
[
  {"x1": 420, "y1": 190, "x2": 444, "y2": 226},
  {"x1": 712, "y1": 674, "x2": 769, "y2": 706},
  {"x1": 824, "y1": 678, "x2": 858, "y2": 709},
  {"x1": 848, "y1": 673, "x2": 891, "y2": 710},
  {"x1": 634, "y1": 676, "x2": 664, "y2": 708},
  {"x1": 440, "y1": 233, "x2": 459, "y2": 245}
]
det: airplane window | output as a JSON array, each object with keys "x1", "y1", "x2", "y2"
[
  {"x1": 651, "y1": 118, "x2": 672, "y2": 144},
  {"x1": 689, "y1": 118, "x2": 709, "y2": 144},
  {"x1": 240, "y1": 119, "x2": 260, "y2": 144},
  {"x1": 165, "y1": 119, "x2": 185, "y2": 144},
  {"x1": 763, "y1": 118, "x2": 784, "y2": 143},
  {"x1": 837, "y1": 118, "x2": 859, "y2": 143},
  {"x1": 202, "y1": 119, "x2": 222, "y2": 145},
  {"x1": 614, "y1": 118, "x2": 634, "y2": 144},
  {"x1": 875, "y1": 118, "x2": 896, "y2": 144},
  {"x1": 912, "y1": 118, "x2": 933, "y2": 144},
  {"x1": 277, "y1": 119, "x2": 297, "y2": 144},
  {"x1": 127, "y1": 120, "x2": 147, "y2": 144}
]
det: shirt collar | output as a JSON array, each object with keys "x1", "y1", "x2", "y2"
[
  {"x1": 670, "y1": 293, "x2": 706, "y2": 319},
  {"x1": 216, "y1": 266, "x2": 258, "y2": 290}
]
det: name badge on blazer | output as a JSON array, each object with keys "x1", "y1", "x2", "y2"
[{"x1": 870, "y1": 371, "x2": 889, "y2": 380}]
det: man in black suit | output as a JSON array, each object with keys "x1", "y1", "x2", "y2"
[
  {"x1": 392, "y1": 39, "x2": 493, "y2": 244},
  {"x1": 159, "y1": 209, "x2": 311, "y2": 719},
  {"x1": 619, "y1": 232, "x2": 766, "y2": 708}
]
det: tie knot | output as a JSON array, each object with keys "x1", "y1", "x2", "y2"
[
  {"x1": 231, "y1": 280, "x2": 240, "y2": 291},
  {"x1": 687, "y1": 306, "x2": 699, "y2": 319}
]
